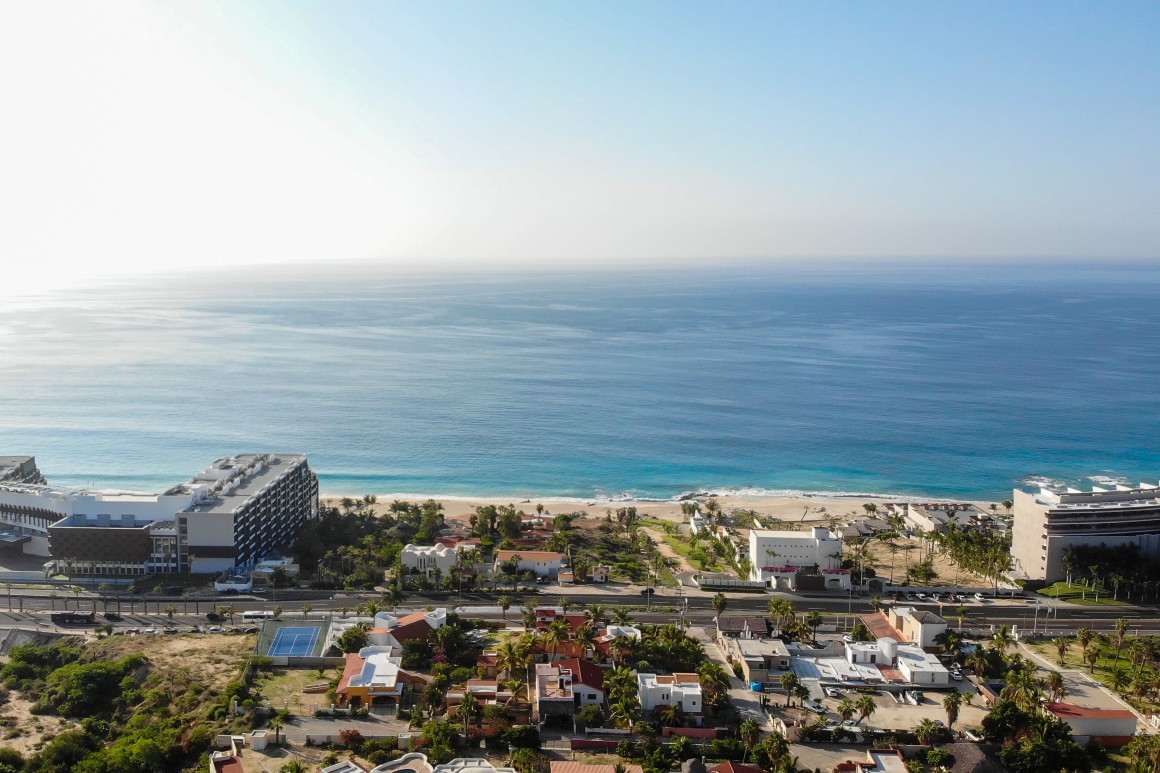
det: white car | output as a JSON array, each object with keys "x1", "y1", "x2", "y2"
[
  {"x1": 824, "y1": 687, "x2": 842, "y2": 698},
  {"x1": 842, "y1": 634, "x2": 853, "y2": 643},
  {"x1": 803, "y1": 700, "x2": 826, "y2": 714},
  {"x1": 974, "y1": 593, "x2": 985, "y2": 601},
  {"x1": 951, "y1": 671, "x2": 963, "y2": 681},
  {"x1": 916, "y1": 593, "x2": 928, "y2": 600}
]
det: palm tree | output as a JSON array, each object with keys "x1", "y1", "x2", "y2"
[
  {"x1": 609, "y1": 697, "x2": 639, "y2": 729},
  {"x1": 279, "y1": 760, "x2": 307, "y2": 773},
  {"x1": 1002, "y1": 500, "x2": 1013, "y2": 518},
  {"x1": 576, "y1": 624, "x2": 597, "y2": 657},
  {"x1": 612, "y1": 608, "x2": 631, "y2": 626},
  {"x1": 942, "y1": 690, "x2": 965, "y2": 729},
  {"x1": 968, "y1": 646, "x2": 990, "y2": 679},
  {"x1": 806, "y1": 611, "x2": 824, "y2": 643},
  {"x1": 364, "y1": 599, "x2": 382, "y2": 618},
  {"x1": 1045, "y1": 670, "x2": 1067, "y2": 703},
  {"x1": 497, "y1": 640, "x2": 522, "y2": 680},
  {"x1": 560, "y1": 597, "x2": 572, "y2": 614},
  {"x1": 586, "y1": 604, "x2": 606, "y2": 626},
  {"x1": 1115, "y1": 617, "x2": 1130, "y2": 666},
  {"x1": 1112, "y1": 667, "x2": 1131, "y2": 694},
  {"x1": 1052, "y1": 636, "x2": 1070, "y2": 665},
  {"x1": 739, "y1": 718, "x2": 760, "y2": 764},
  {"x1": 1086, "y1": 646, "x2": 1101, "y2": 674},
  {"x1": 767, "y1": 598, "x2": 794, "y2": 635},
  {"x1": 837, "y1": 698, "x2": 857, "y2": 722},
  {"x1": 855, "y1": 694, "x2": 876, "y2": 725},
  {"x1": 915, "y1": 718, "x2": 939, "y2": 745},
  {"x1": 658, "y1": 703, "x2": 686, "y2": 727},
  {"x1": 499, "y1": 596, "x2": 511, "y2": 620},
  {"x1": 301, "y1": 603, "x2": 312, "y2": 620},
  {"x1": 1078, "y1": 627, "x2": 1094, "y2": 658},
  {"x1": 779, "y1": 672, "x2": 800, "y2": 707},
  {"x1": 268, "y1": 715, "x2": 285, "y2": 745},
  {"x1": 991, "y1": 624, "x2": 1013, "y2": 654},
  {"x1": 712, "y1": 593, "x2": 728, "y2": 617},
  {"x1": 272, "y1": 605, "x2": 283, "y2": 620},
  {"x1": 164, "y1": 603, "x2": 177, "y2": 622},
  {"x1": 793, "y1": 684, "x2": 810, "y2": 707},
  {"x1": 459, "y1": 690, "x2": 479, "y2": 734}
]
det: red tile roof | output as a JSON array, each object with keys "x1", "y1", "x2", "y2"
[
  {"x1": 1046, "y1": 702, "x2": 1137, "y2": 720},
  {"x1": 389, "y1": 611, "x2": 434, "y2": 643},
  {"x1": 213, "y1": 757, "x2": 245, "y2": 773},
  {"x1": 710, "y1": 763, "x2": 765, "y2": 773},
  {"x1": 555, "y1": 657, "x2": 606, "y2": 692},
  {"x1": 551, "y1": 763, "x2": 643, "y2": 773},
  {"x1": 496, "y1": 549, "x2": 566, "y2": 561},
  {"x1": 862, "y1": 611, "x2": 906, "y2": 642},
  {"x1": 335, "y1": 653, "x2": 364, "y2": 696}
]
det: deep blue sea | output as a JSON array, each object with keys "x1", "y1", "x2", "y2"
[{"x1": 2, "y1": 261, "x2": 1158, "y2": 501}]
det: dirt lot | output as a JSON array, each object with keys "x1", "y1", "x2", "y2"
[
  {"x1": 865, "y1": 536, "x2": 992, "y2": 588},
  {"x1": 814, "y1": 684, "x2": 990, "y2": 734},
  {"x1": 0, "y1": 693, "x2": 76, "y2": 756},
  {"x1": 0, "y1": 631, "x2": 256, "y2": 756},
  {"x1": 254, "y1": 665, "x2": 339, "y2": 716}
]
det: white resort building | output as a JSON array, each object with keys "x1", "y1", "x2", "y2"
[
  {"x1": 637, "y1": 672, "x2": 703, "y2": 720},
  {"x1": 749, "y1": 526, "x2": 843, "y2": 587},
  {"x1": 1011, "y1": 482, "x2": 1160, "y2": 582},
  {"x1": 401, "y1": 543, "x2": 464, "y2": 576},
  {"x1": 0, "y1": 453, "x2": 317, "y2": 576}
]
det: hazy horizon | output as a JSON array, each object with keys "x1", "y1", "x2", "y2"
[{"x1": 2, "y1": 2, "x2": 1158, "y2": 295}]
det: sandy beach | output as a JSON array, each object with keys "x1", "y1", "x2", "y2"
[{"x1": 319, "y1": 492, "x2": 1000, "y2": 528}]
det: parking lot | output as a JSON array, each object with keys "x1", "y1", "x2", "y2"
[{"x1": 811, "y1": 683, "x2": 990, "y2": 733}]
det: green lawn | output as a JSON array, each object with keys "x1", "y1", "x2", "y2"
[
  {"x1": 1038, "y1": 582, "x2": 1130, "y2": 606},
  {"x1": 1026, "y1": 639, "x2": 1156, "y2": 714}
]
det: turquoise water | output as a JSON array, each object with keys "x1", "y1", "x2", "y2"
[{"x1": 1, "y1": 261, "x2": 1158, "y2": 500}]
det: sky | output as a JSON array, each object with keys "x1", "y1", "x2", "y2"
[{"x1": 1, "y1": 2, "x2": 1157, "y2": 294}]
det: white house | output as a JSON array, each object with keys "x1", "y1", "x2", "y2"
[
  {"x1": 749, "y1": 527, "x2": 842, "y2": 586},
  {"x1": 401, "y1": 543, "x2": 462, "y2": 575},
  {"x1": 637, "y1": 672, "x2": 703, "y2": 722},
  {"x1": 493, "y1": 550, "x2": 566, "y2": 578},
  {"x1": 843, "y1": 637, "x2": 948, "y2": 686},
  {"x1": 1046, "y1": 703, "x2": 1137, "y2": 746},
  {"x1": 533, "y1": 658, "x2": 605, "y2": 722}
]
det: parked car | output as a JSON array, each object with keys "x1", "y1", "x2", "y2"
[
  {"x1": 640, "y1": 587, "x2": 656, "y2": 595},
  {"x1": 103, "y1": 613, "x2": 122, "y2": 622},
  {"x1": 842, "y1": 634, "x2": 853, "y2": 643},
  {"x1": 974, "y1": 593, "x2": 985, "y2": 601},
  {"x1": 802, "y1": 700, "x2": 826, "y2": 714},
  {"x1": 206, "y1": 612, "x2": 222, "y2": 622},
  {"x1": 951, "y1": 671, "x2": 963, "y2": 681},
  {"x1": 916, "y1": 593, "x2": 928, "y2": 600},
  {"x1": 207, "y1": 626, "x2": 224, "y2": 633},
  {"x1": 824, "y1": 687, "x2": 842, "y2": 698}
]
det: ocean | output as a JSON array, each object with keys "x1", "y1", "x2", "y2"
[{"x1": 1, "y1": 261, "x2": 1157, "y2": 501}]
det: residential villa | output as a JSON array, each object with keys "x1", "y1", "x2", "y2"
[
  {"x1": 401, "y1": 543, "x2": 464, "y2": 576},
  {"x1": 335, "y1": 647, "x2": 411, "y2": 708},
  {"x1": 721, "y1": 637, "x2": 791, "y2": 686},
  {"x1": 748, "y1": 527, "x2": 843, "y2": 588},
  {"x1": 532, "y1": 657, "x2": 606, "y2": 723},
  {"x1": 493, "y1": 550, "x2": 566, "y2": 578},
  {"x1": 637, "y1": 672, "x2": 703, "y2": 724},
  {"x1": 862, "y1": 606, "x2": 948, "y2": 650}
]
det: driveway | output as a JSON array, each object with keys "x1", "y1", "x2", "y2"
[
  {"x1": 282, "y1": 713, "x2": 411, "y2": 744},
  {"x1": 691, "y1": 625, "x2": 770, "y2": 729}
]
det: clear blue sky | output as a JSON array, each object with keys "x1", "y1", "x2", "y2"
[{"x1": 1, "y1": 2, "x2": 1157, "y2": 292}]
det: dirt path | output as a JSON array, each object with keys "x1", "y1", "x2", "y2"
[{"x1": 640, "y1": 526, "x2": 696, "y2": 574}]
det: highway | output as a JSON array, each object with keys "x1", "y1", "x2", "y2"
[{"x1": 5, "y1": 583, "x2": 1160, "y2": 638}]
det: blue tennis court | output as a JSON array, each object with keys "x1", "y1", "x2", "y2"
[{"x1": 269, "y1": 626, "x2": 321, "y2": 657}]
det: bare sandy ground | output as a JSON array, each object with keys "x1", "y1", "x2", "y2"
[
  {"x1": 321, "y1": 492, "x2": 939, "y2": 528},
  {"x1": 324, "y1": 492, "x2": 1003, "y2": 533}
]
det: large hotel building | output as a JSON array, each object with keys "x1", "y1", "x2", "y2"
[
  {"x1": 1012, "y1": 482, "x2": 1160, "y2": 583},
  {"x1": 0, "y1": 454, "x2": 318, "y2": 576}
]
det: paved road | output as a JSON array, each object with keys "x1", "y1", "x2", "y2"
[{"x1": 691, "y1": 625, "x2": 771, "y2": 730}]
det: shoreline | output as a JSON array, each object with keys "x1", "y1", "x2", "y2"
[{"x1": 319, "y1": 490, "x2": 1004, "y2": 526}]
